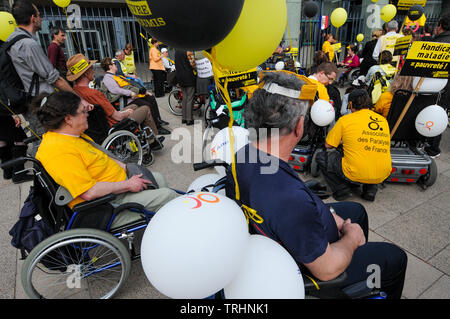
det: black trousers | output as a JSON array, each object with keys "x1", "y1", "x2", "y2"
[
  {"x1": 326, "y1": 202, "x2": 407, "y2": 299},
  {"x1": 151, "y1": 69, "x2": 166, "y2": 97},
  {"x1": 316, "y1": 149, "x2": 378, "y2": 195}
]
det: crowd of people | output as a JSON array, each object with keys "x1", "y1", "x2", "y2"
[{"x1": 0, "y1": 0, "x2": 449, "y2": 300}]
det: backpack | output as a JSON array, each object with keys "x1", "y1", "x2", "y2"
[
  {"x1": 9, "y1": 185, "x2": 55, "y2": 260},
  {"x1": 0, "y1": 34, "x2": 39, "y2": 115},
  {"x1": 369, "y1": 71, "x2": 391, "y2": 104}
]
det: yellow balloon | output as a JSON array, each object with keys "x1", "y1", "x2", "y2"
[
  {"x1": 211, "y1": 0, "x2": 287, "y2": 72},
  {"x1": 0, "y1": 12, "x2": 17, "y2": 42},
  {"x1": 356, "y1": 33, "x2": 364, "y2": 42},
  {"x1": 371, "y1": 0, "x2": 379, "y2": 3},
  {"x1": 330, "y1": 8, "x2": 347, "y2": 28},
  {"x1": 380, "y1": 4, "x2": 397, "y2": 22},
  {"x1": 53, "y1": 0, "x2": 71, "y2": 8}
]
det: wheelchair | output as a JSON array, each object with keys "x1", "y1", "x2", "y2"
[
  {"x1": 85, "y1": 104, "x2": 157, "y2": 166},
  {"x1": 384, "y1": 89, "x2": 445, "y2": 189},
  {"x1": 192, "y1": 161, "x2": 386, "y2": 299},
  {"x1": 337, "y1": 66, "x2": 361, "y2": 88},
  {"x1": 167, "y1": 85, "x2": 209, "y2": 116},
  {"x1": 201, "y1": 87, "x2": 247, "y2": 161}
]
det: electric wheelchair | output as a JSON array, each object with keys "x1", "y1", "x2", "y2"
[{"x1": 384, "y1": 89, "x2": 445, "y2": 189}]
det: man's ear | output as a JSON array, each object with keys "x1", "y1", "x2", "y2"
[{"x1": 295, "y1": 116, "x2": 304, "y2": 139}]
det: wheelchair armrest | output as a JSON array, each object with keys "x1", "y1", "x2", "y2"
[
  {"x1": 113, "y1": 202, "x2": 145, "y2": 215},
  {"x1": 303, "y1": 271, "x2": 348, "y2": 292},
  {"x1": 72, "y1": 193, "x2": 117, "y2": 212}
]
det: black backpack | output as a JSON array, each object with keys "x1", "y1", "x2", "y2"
[{"x1": 0, "y1": 34, "x2": 39, "y2": 115}]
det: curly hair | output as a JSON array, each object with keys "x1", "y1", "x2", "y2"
[
  {"x1": 32, "y1": 91, "x2": 81, "y2": 131},
  {"x1": 100, "y1": 57, "x2": 114, "y2": 72}
]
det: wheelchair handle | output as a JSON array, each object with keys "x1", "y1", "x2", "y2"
[
  {"x1": 193, "y1": 160, "x2": 228, "y2": 171},
  {"x1": 0, "y1": 156, "x2": 39, "y2": 170},
  {"x1": 23, "y1": 135, "x2": 41, "y2": 145}
]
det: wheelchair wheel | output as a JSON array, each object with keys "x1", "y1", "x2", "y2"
[
  {"x1": 142, "y1": 150, "x2": 155, "y2": 166},
  {"x1": 21, "y1": 228, "x2": 131, "y2": 299},
  {"x1": 168, "y1": 88, "x2": 183, "y2": 116},
  {"x1": 203, "y1": 103, "x2": 217, "y2": 128},
  {"x1": 102, "y1": 130, "x2": 143, "y2": 165},
  {"x1": 420, "y1": 158, "x2": 438, "y2": 188}
]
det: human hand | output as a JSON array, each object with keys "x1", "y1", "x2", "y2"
[
  {"x1": 146, "y1": 91, "x2": 153, "y2": 96},
  {"x1": 12, "y1": 115, "x2": 21, "y2": 127},
  {"x1": 131, "y1": 92, "x2": 138, "y2": 99},
  {"x1": 127, "y1": 174, "x2": 153, "y2": 192},
  {"x1": 80, "y1": 99, "x2": 94, "y2": 111},
  {"x1": 341, "y1": 219, "x2": 366, "y2": 248}
]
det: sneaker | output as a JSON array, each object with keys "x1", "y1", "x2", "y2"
[
  {"x1": 332, "y1": 189, "x2": 351, "y2": 201},
  {"x1": 150, "y1": 136, "x2": 165, "y2": 151},
  {"x1": 158, "y1": 119, "x2": 170, "y2": 126},
  {"x1": 361, "y1": 192, "x2": 376, "y2": 202},
  {"x1": 424, "y1": 146, "x2": 440, "y2": 158}
]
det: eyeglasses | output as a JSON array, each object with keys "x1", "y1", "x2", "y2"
[{"x1": 325, "y1": 74, "x2": 336, "y2": 83}]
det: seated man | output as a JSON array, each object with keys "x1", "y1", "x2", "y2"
[
  {"x1": 226, "y1": 71, "x2": 407, "y2": 299},
  {"x1": 317, "y1": 89, "x2": 392, "y2": 202},
  {"x1": 113, "y1": 49, "x2": 145, "y2": 87},
  {"x1": 66, "y1": 53, "x2": 165, "y2": 149},
  {"x1": 308, "y1": 62, "x2": 337, "y2": 102},
  {"x1": 100, "y1": 57, "x2": 170, "y2": 135},
  {"x1": 32, "y1": 91, "x2": 179, "y2": 225}
]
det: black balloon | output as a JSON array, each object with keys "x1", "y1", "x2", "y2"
[
  {"x1": 408, "y1": 5, "x2": 424, "y2": 21},
  {"x1": 127, "y1": 0, "x2": 245, "y2": 51},
  {"x1": 303, "y1": 1, "x2": 319, "y2": 18}
]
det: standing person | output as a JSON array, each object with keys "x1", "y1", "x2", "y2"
[
  {"x1": 175, "y1": 50, "x2": 196, "y2": 126},
  {"x1": 359, "y1": 29, "x2": 383, "y2": 76},
  {"x1": 372, "y1": 20, "x2": 403, "y2": 64},
  {"x1": 47, "y1": 27, "x2": 67, "y2": 79},
  {"x1": 123, "y1": 43, "x2": 136, "y2": 75},
  {"x1": 149, "y1": 39, "x2": 166, "y2": 97},
  {"x1": 425, "y1": 12, "x2": 450, "y2": 158},
  {"x1": 322, "y1": 34, "x2": 336, "y2": 62},
  {"x1": 7, "y1": 0, "x2": 86, "y2": 155}
]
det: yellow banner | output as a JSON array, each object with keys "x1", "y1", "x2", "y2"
[
  {"x1": 396, "y1": 0, "x2": 427, "y2": 10},
  {"x1": 216, "y1": 68, "x2": 258, "y2": 89}
]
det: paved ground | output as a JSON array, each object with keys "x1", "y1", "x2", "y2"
[{"x1": 0, "y1": 93, "x2": 448, "y2": 299}]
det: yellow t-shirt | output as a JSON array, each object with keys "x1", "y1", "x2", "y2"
[
  {"x1": 322, "y1": 41, "x2": 334, "y2": 62},
  {"x1": 326, "y1": 109, "x2": 392, "y2": 184},
  {"x1": 36, "y1": 132, "x2": 127, "y2": 208},
  {"x1": 374, "y1": 91, "x2": 393, "y2": 118},
  {"x1": 307, "y1": 76, "x2": 330, "y2": 101},
  {"x1": 124, "y1": 51, "x2": 136, "y2": 74}
]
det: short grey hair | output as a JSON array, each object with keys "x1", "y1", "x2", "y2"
[
  {"x1": 115, "y1": 50, "x2": 124, "y2": 57},
  {"x1": 387, "y1": 20, "x2": 398, "y2": 31},
  {"x1": 244, "y1": 71, "x2": 309, "y2": 139}
]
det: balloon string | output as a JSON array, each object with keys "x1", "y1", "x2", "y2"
[
  {"x1": 63, "y1": 7, "x2": 81, "y2": 53},
  {"x1": 0, "y1": 100, "x2": 42, "y2": 140},
  {"x1": 202, "y1": 50, "x2": 264, "y2": 226}
]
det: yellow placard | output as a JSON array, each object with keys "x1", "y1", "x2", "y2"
[
  {"x1": 126, "y1": 0, "x2": 152, "y2": 17},
  {"x1": 406, "y1": 41, "x2": 450, "y2": 63},
  {"x1": 216, "y1": 68, "x2": 258, "y2": 89},
  {"x1": 396, "y1": 0, "x2": 427, "y2": 12},
  {"x1": 69, "y1": 59, "x2": 89, "y2": 75}
]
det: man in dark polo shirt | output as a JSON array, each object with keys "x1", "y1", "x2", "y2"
[{"x1": 226, "y1": 71, "x2": 407, "y2": 299}]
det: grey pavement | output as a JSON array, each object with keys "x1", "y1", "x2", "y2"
[{"x1": 0, "y1": 94, "x2": 449, "y2": 299}]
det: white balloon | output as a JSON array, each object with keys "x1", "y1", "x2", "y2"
[
  {"x1": 224, "y1": 234, "x2": 305, "y2": 299},
  {"x1": 310, "y1": 99, "x2": 335, "y2": 126},
  {"x1": 187, "y1": 173, "x2": 226, "y2": 195},
  {"x1": 210, "y1": 126, "x2": 249, "y2": 174},
  {"x1": 141, "y1": 193, "x2": 249, "y2": 299},
  {"x1": 413, "y1": 77, "x2": 448, "y2": 93},
  {"x1": 275, "y1": 61, "x2": 285, "y2": 70},
  {"x1": 415, "y1": 104, "x2": 448, "y2": 137}
]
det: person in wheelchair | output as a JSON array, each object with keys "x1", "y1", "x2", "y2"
[
  {"x1": 67, "y1": 54, "x2": 164, "y2": 150},
  {"x1": 373, "y1": 74, "x2": 413, "y2": 118},
  {"x1": 225, "y1": 71, "x2": 407, "y2": 299},
  {"x1": 100, "y1": 57, "x2": 171, "y2": 135},
  {"x1": 364, "y1": 50, "x2": 397, "y2": 88},
  {"x1": 336, "y1": 44, "x2": 360, "y2": 84},
  {"x1": 317, "y1": 89, "x2": 391, "y2": 202},
  {"x1": 32, "y1": 91, "x2": 179, "y2": 218}
]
